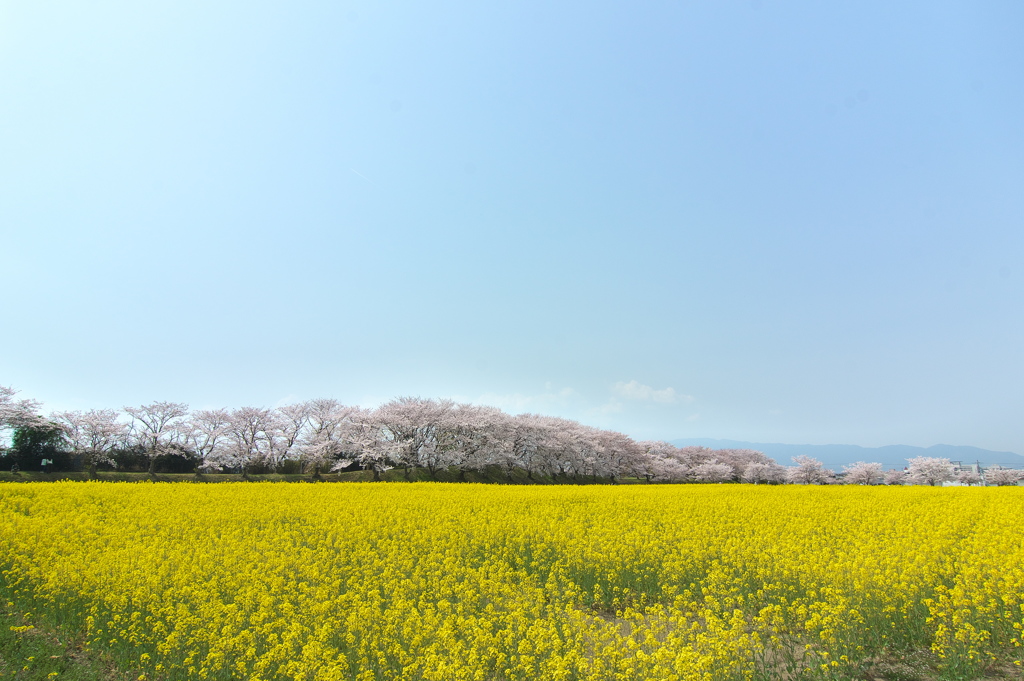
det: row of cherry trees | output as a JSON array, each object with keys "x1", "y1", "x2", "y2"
[{"x1": 2, "y1": 386, "x2": 1021, "y2": 484}]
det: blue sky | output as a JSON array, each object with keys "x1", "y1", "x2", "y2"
[{"x1": 2, "y1": 1, "x2": 1022, "y2": 452}]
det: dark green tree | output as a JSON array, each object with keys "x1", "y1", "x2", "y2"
[{"x1": 2, "y1": 424, "x2": 72, "y2": 472}]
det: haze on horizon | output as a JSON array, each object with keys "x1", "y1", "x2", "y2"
[{"x1": 2, "y1": 1, "x2": 1022, "y2": 454}]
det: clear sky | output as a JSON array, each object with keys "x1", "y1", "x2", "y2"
[{"x1": 2, "y1": 1, "x2": 1022, "y2": 452}]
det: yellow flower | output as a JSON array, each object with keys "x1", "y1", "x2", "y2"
[{"x1": 0, "y1": 482, "x2": 1021, "y2": 679}]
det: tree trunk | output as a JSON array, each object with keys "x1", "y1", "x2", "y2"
[
  {"x1": 88, "y1": 462, "x2": 97, "y2": 480},
  {"x1": 372, "y1": 467, "x2": 381, "y2": 482}
]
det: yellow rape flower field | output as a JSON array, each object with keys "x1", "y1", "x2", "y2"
[{"x1": 0, "y1": 483, "x2": 1022, "y2": 681}]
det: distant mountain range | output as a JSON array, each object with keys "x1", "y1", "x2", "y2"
[{"x1": 669, "y1": 439, "x2": 1024, "y2": 471}]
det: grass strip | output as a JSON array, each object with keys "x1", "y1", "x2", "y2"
[{"x1": 0, "y1": 602, "x2": 132, "y2": 681}]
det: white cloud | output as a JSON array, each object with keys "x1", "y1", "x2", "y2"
[
  {"x1": 596, "y1": 399, "x2": 624, "y2": 415},
  {"x1": 611, "y1": 380, "x2": 692, "y2": 404},
  {"x1": 472, "y1": 385, "x2": 577, "y2": 415}
]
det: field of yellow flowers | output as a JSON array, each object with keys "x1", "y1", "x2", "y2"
[{"x1": 0, "y1": 482, "x2": 1021, "y2": 681}]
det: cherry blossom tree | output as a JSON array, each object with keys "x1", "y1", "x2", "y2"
[
  {"x1": 633, "y1": 441, "x2": 678, "y2": 482},
  {"x1": 224, "y1": 406, "x2": 282, "y2": 477},
  {"x1": 422, "y1": 405, "x2": 462, "y2": 479},
  {"x1": 340, "y1": 412, "x2": 397, "y2": 481},
  {"x1": 653, "y1": 457, "x2": 690, "y2": 482},
  {"x1": 301, "y1": 398, "x2": 345, "y2": 471},
  {"x1": 507, "y1": 414, "x2": 561, "y2": 480},
  {"x1": 955, "y1": 469, "x2": 982, "y2": 486},
  {"x1": 905, "y1": 457, "x2": 955, "y2": 486},
  {"x1": 883, "y1": 469, "x2": 906, "y2": 485},
  {"x1": 691, "y1": 460, "x2": 735, "y2": 483},
  {"x1": 787, "y1": 456, "x2": 833, "y2": 485},
  {"x1": 1, "y1": 385, "x2": 45, "y2": 447},
  {"x1": 181, "y1": 408, "x2": 231, "y2": 475},
  {"x1": 549, "y1": 420, "x2": 641, "y2": 482},
  {"x1": 52, "y1": 409, "x2": 126, "y2": 477},
  {"x1": 8, "y1": 387, "x2": 834, "y2": 486},
  {"x1": 272, "y1": 402, "x2": 311, "y2": 470},
  {"x1": 543, "y1": 418, "x2": 592, "y2": 481},
  {"x1": 742, "y1": 460, "x2": 787, "y2": 484},
  {"x1": 444, "y1": 405, "x2": 510, "y2": 480},
  {"x1": 842, "y1": 461, "x2": 883, "y2": 485},
  {"x1": 715, "y1": 449, "x2": 775, "y2": 481},
  {"x1": 596, "y1": 429, "x2": 643, "y2": 483},
  {"x1": 300, "y1": 399, "x2": 371, "y2": 476},
  {"x1": 373, "y1": 397, "x2": 458, "y2": 480},
  {"x1": 571, "y1": 425, "x2": 609, "y2": 481},
  {"x1": 984, "y1": 466, "x2": 1022, "y2": 486},
  {"x1": 125, "y1": 402, "x2": 190, "y2": 475},
  {"x1": 676, "y1": 446, "x2": 714, "y2": 471}
]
